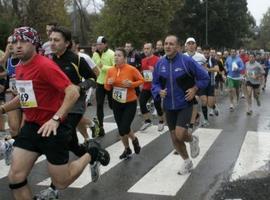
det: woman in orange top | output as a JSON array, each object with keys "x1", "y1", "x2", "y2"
[{"x1": 105, "y1": 47, "x2": 144, "y2": 159}]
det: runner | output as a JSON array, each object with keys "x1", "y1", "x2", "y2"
[
  {"x1": 105, "y1": 47, "x2": 144, "y2": 160},
  {"x1": 225, "y1": 49, "x2": 245, "y2": 111},
  {"x1": 139, "y1": 43, "x2": 165, "y2": 131},
  {"x1": 2, "y1": 26, "x2": 109, "y2": 200},
  {"x1": 152, "y1": 35, "x2": 209, "y2": 174},
  {"x1": 245, "y1": 53, "x2": 265, "y2": 115},
  {"x1": 92, "y1": 36, "x2": 114, "y2": 137}
]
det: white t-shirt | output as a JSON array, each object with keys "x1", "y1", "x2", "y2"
[
  {"x1": 184, "y1": 52, "x2": 206, "y2": 66},
  {"x1": 78, "y1": 52, "x2": 96, "y2": 69}
]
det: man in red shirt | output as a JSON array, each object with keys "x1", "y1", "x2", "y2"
[
  {"x1": 139, "y1": 43, "x2": 165, "y2": 131},
  {"x1": 0, "y1": 27, "x2": 110, "y2": 200}
]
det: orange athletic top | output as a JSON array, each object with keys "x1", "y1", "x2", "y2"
[{"x1": 104, "y1": 63, "x2": 144, "y2": 103}]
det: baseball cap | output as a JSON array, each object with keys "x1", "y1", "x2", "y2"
[
  {"x1": 185, "y1": 37, "x2": 196, "y2": 45},
  {"x1": 12, "y1": 26, "x2": 41, "y2": 46},
  {"x1": 96, "y1": 36, "x2": 107, "y2": 44}
]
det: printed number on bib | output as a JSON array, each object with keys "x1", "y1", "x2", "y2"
[
  {"x1": 16, "y1": 80, "x2": 38, "y2": 108},
  {"x1": 113, "y1": 87, "x2": 127, "y2": 103},
  {"x1": 143, "y1": 70, "x2": 153, "y2": 82}
]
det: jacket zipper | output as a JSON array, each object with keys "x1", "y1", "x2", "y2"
[{"x1": 169, "y1": 60, "x2": 175, "y2": 109}]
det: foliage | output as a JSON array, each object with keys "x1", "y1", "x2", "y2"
[{"x1": 94, "y1": 0, "x2": 182, "y2": 49}]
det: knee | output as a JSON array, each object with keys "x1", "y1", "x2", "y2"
[{"x1": 8, "y1": 168, "x2": 27, "y2": 184}]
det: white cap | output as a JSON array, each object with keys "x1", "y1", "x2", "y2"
[
  {"x1": 96, "y1": 36, "x2": 106, "y2": 44},
  {"x1": 185, "y1": 37, "x2": 196, "y2": 45}
]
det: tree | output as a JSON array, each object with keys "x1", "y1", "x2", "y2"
[
  {"x1": 258, "y1": 7, "x2": 270, "y2": 50},
  {"x1": 95, "y1": 0, "x2": 182, "y2": 49},
  {"x1": 170, "y1": 0, "x2": 254, "y2": 48}
]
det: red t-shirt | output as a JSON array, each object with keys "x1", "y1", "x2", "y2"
[
  {"x1": 16, "y1": 54, "x2": 71, "y2": 125},
  {"x1": 141, "y1": 55, "x2": 159, "y2": 90},
  {"x1": 240, "y1": 54, "x2": 249, "y2": 74}
]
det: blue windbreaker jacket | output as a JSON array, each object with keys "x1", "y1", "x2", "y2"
[{"x1": 152, "y1": 53, "x2": 209, "y2": 111}]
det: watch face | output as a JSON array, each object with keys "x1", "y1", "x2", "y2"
[{"x1": 53, "y1": 115, "x2": 60, "y2": 121}]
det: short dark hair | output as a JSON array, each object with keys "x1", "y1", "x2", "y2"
[
  {"x1": 51, "y1": 26, "x2": 72, "y2": 49},
  {"x1": 115, "y1": 47, "x2": 127, "y2": 58}
]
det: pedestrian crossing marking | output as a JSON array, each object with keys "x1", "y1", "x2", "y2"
[
  {"x1": 128, "y1": 128, "x2": 222, "y2": 196},
  {"x1": 230, "y1": 131, "x2": 270, "y2": 181},
  {"x1": 38, "y1": 125, "x2": 169, "y2": 188},
  {"x1": 0, "y1": 122, "x2": 117, "y2": 180}
]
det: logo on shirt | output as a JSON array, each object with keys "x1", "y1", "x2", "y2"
[
  {"x1": 175, "y1": 67, "x2": 183, "y2": 72},
  {"x1": 161, "y1": 65, "x2": 166, "y2": 72}
]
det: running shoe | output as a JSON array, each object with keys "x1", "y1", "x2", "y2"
[
  {"x1": 87, "y1": 140, "x2": 110, "y2": 166},
  {"x1": 140, "y1": 122, "x2": 152, "y2": 131},
  {"x1": 157, "y1": 122, "x2": 165, "y2": 132},
  {"x1": 178, "y1": 159, "x2": 193, "y2": 175},
  {"x1": 4, "y1": 139, "x2": 14, "y2": 166},
  {"x1": 190, "y1": 135, "x2": 200, "y2": 158},
  {"x1": 33, "y1": 187, "x2": 59, "y2": 200},
  {"x1": 119, "y1": 147, "x2": 132, "y2": 160},
  {"x1": 132, "y1": 137, "x2": 141, "y2": 154},
  {"x1": 90, "y1": 161, "x2": 101, "y2": 182}
]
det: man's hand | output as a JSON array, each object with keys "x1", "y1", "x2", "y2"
[
  {"x1": 185, "y1": 86, "x2": 198, "y2": 101},
  {"x1": 107, "y1": 78, "x2": 115, "y2": 85},
  {"x1": 37, "y1": 119, "x2": 60, "y2": 137},
  {"x1": 159, "y1": 89, "x2": 167, "y2": 98}
]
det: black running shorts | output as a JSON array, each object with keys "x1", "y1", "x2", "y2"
[
  {"x1": 165, "y1": 106, "x2": 193, "y2": 131},
  {"x1": 14, "y1": 121, "x2": 72, "y2": 165}
]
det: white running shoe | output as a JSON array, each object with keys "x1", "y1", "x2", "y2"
[
  {"x1": 190, "y1": 135, "x2": 200, "y2": 158},
  {"x1": 140, "y1": 122, "x2": 152, "y2": 131},
  {"x1": 157, "y1": 122, "x2": 165, "y2": 132},
  {"x1": 209, "y1": 109, "x2": 214, "y2": 116},
  {"x1": 178, "y1": 159, "x2": 193, "y2": 175},
  {"x1": 34, "y1": 187, "x2": 59, "y2": 200},
  {"x1": 201, "y1": 119, "x2": 210, "y2": 127}
]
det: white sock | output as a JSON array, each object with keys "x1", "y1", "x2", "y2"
[{"x1": 0, "y1": 140, "x2": 5, "y2": 153}]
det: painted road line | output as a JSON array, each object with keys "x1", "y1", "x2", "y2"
[
  {"x1": 128, "y1": 128, "x2": 222, "y2": 196},
  {"x1": 0, "y1": 123, "x2": 117, "y2": 180},
  {"x1": 38, "y1": 125, "x2": 168, "y2": 188},
  {"x1": 230, "y1": 131, "x2": 270, "y2": 181}
]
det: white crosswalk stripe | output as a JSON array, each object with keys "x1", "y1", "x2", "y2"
[
  {"x1": 38, "y1": 125, "x2": 169, "y2": 188},
  {"x1": 230, "y1": 131, "x2": 270, "y2": 181},
  {"x1": 128, "y1": 128, "x2": 222, "y2": 196}
]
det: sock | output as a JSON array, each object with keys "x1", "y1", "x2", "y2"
[
  {"x1": 88, "y1": 148, "x2": 99, "y2": 164},
  {"x1": 202, "y1": 106, "x2": 208, "y2": 120},
  {"x1": 0, "y1": 140, "x2": 5, "y2": 153},
  {"x1": 212, "y1": 104, "x2": 216, "y2": 110}
]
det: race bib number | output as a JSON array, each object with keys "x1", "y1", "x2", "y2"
[
  {"x1": 143, "y1": 70, "x2": 153, "y2": 82},
  {"x1": 9, "y1": 78, "x2": 17, "y2": 92},
  {"x1": 112, "y1": 87, "x2": 127, "y2": 103},
  {"x1": 16, "y1": 80, "x2": 38, "y2": 108}
]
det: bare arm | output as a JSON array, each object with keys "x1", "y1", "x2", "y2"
[
  {"x1": 37, "y1": 84, "x2": 80, "y2": 137},
  {"x1": 0, "y1": 96, "x2": 21, "y2": 114}
]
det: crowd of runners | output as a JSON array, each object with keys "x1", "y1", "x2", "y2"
[{"x1": 0, "y1": 22, "x2": 269, "y2": 200}]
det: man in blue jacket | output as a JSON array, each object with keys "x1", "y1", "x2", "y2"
[{"x1": 152, "y1": 35, "x2": 209, "y2": 175}]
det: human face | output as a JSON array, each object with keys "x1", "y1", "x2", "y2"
[
  {"x1": 49, "y1": 32, "x2": 69, "y2": 56},
  {"x1": 125, "y1": 43, "x2": 132, "y2": 53},
  {"x1": 164, "y1": 36, "x2": 179, "y2": 58},
  {"x1": 249, "y1": 54, "x2": 255, "y2": 63},
  {"x1": 156, "y1": 41, "x2": 163, "y2": 51},
  {"x1": 114, "y1": 50, "x2": 126, "y2": 66},
  {"x1": 230, "y1": 49, "x2": 236, "y2": 57},
  {"x1": 197, "y1": 46, "x2": 202, "y2": 53},
  {"x1": 96, "y1": 42, "x2": 106, "y2": 52},
  {"x1": 203, "y1": 49, "x2": 210, "y2": 59},
  {"x1": 210, "y1": 49, "x2": 216, "y2": 58},
  {"x1": 7, "y1": 36, "x2": 14, "y2": 53},
  {"x1": 143, "y1": 43, "x2": 153, "y2": 57},
  {"x1": 46, "y1": 25, "x2": 54, "y2": 37},
  {"x1": 13, "y1": 40, "x2": 36, "y2": 62},
  {"x1": 186, "y1": 41, "x2": 196, "y2": 53}
]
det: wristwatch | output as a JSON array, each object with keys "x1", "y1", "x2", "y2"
[{"x1": 52, "y1": 115, "x2": 61, "y2": 122}]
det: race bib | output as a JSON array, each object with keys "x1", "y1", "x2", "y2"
[
  {"x1": 143, "y1": 70, "x2": 153, "y2": 82},
  {"x1": 16, "y1": 80, "x2": 38, "y2": 108},
  {"x1": 112, "y1": 87, "x2": 127, "y2": 103},
  {"x1": 9, "y1": 78, "x2": 17, "y2": 92}
]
